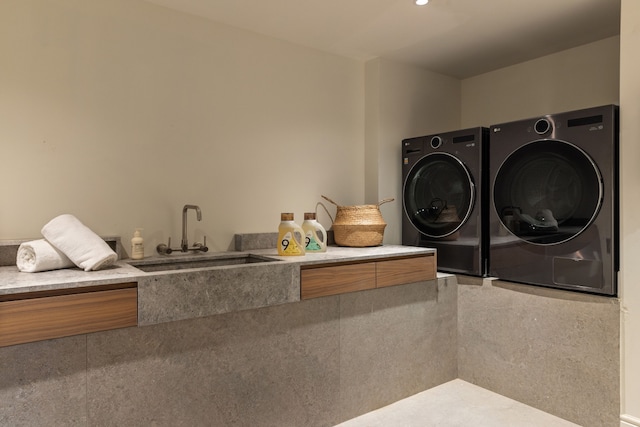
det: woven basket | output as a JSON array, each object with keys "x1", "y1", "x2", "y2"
[{"x1": 321, "y1": 195, "x2": 394, "y2": 247}]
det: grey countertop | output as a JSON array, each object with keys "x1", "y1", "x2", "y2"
[
  {"x1": 248, "y1": 244, "x2": 434, "y2": 265},
  {"x1": 0, "y1": 245, "x2": 435, "y2": 296},
  {"x1": 0, "y1": 232, "x2": 438, "y2": 331},
  {"x1": 0, "y1": 262, "x2": 144, "y2": 295}
]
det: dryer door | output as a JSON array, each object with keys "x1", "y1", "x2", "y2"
[
  {"x1": 493, "y1": 139, "x2": 603, "y2": 245},
  {"x1": 403, "y1": 153, "x2": 475, "y2": 239}
]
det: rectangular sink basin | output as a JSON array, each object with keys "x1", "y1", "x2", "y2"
[{"x1": 130, "y1": 254, "x2": 278, "y2": 272}]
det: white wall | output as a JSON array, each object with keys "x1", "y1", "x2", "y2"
[
  {"x1": 461, "y1": 36, "x2": 620, "y2": 127},
  {"x1": 365, "y1": 58, "x2": 461, "y2": 244},
  {"x1": 620, "y1": 0, "x2": 640, "y2": 424},
  {"x1": 0, "y1": 0, "x2": 364, "y2": 253}
]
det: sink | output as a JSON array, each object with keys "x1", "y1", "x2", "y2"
[{"x1": 129, "y1": 253, "x2": 278, "y2": 272}]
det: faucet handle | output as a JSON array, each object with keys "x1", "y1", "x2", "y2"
[
  {"x1": 157, "y1": 237, "x2": 173, "y2": 255},
  {"x1": 193, "y1": 236, "x2": 209, "y2": 252}
]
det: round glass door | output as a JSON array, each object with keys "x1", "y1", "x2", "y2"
[
  {"x1": 403, "y1": 153, "x2": 474, "y2": 238},
  {"x1": 493, "y1": 139, "x2": 602, "y2": 245}
]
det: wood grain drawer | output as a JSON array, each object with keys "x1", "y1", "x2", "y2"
[
  {"x1": 376, "y1": 255, "x2": 436, "y2": 288},
  {"x1": 300, "y1": 253, "x2": 436, "y2": 300},
  {"x1": 301, "y1": 262, "x2": 375, "y2": 299},
  {"x1": 0, "y1": 283, "x2": 137, "y2": 347}
]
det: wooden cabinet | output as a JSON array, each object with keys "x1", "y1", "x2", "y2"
[
  {"x1": 0, "y1": 283, "x2": 137, "y2": 347},
  {"x1": 300, "y1": 253, "x2": 436, "y2": 300},
  {"x1": 300, "y1": 262, "x2": 376, "y2": 299},
  {"x1": 376, "y1": 255, "x2": 436, "y2": 288}
]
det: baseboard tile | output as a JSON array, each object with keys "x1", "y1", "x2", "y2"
[{"x1": 621, "y1": 414, "x2": 640, "y2": 427}]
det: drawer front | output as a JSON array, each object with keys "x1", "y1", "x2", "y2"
[
  {"x1": 0, "y1": 287, "x2": 138, "y2": 347},
  {"x1": 376, "y1": 255, "x2": 436, "y2": 288},
  {"x1": 301, "y1": 262, "x2": 376, "y2": 299}
]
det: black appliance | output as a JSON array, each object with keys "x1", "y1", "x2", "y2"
[
  {"x1": 489, "y1": 105, "x2": 619, "y2": 295},
  {"x1": 402, "y1": 127, "x2": 489, "y2": 276}
]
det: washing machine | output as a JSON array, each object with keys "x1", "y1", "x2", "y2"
[
  {"x1": 402, "y1": 127, "x2": 489, "y2": 276},
  {"x1": 489, "y1": 105, "x2": 619, "y2": 296}
]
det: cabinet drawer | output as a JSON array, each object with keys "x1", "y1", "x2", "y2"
[
  {"x1": 301, "y1": 262, "x2": 375, "y2": 299},
  {"x1": 376, "y1": 255, "x2": 436, "y2": 288},
  {"x1": 0, "y1": 284, "x2": 138, "y2": 347}
]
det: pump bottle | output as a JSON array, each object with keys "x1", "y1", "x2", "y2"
[{"x1": 131, "y1": 228, "x2": 144, "y2": 260}]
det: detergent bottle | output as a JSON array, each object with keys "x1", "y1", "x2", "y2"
[
  {"x1": 302, "y1": 212, "x2": 327, "y2": 253},
  {"x1": 277, "y1": 213, "x2": 305, "y2": 256}
]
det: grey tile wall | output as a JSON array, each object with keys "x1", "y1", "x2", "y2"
[
  {"x1": 0, "y1": 336, "x2": 88, "y2": 426},
  {"x1": 0, "y1": 277, "x2": 453, "y2": 427},
  {"x1": 457, "y1": 276, "x2": 620, "y2": 427},
  {"x1": 339, "y1": 275, "x2": 458, "y2": 420},
  {"x1": 86, "y1": 295, "x2": 342, "y2": 426},
  {"x1": 0, "y1": 274, "x2": 620, "y2": 427}
]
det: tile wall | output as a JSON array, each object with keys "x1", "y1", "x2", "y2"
[
  {"x1": 0, "y1": 276, "x2": 457, "y2": 426},
  {"x1": 458, "y1": 276, "x2": 620, "y2": 427}
]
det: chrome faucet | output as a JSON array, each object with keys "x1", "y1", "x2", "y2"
[
  {"x1": 181, "y1": 204, "x2": 201, "y2": 252},
  {"x1": 156, "y1": 204, "x2": 208, "y2": 254}
]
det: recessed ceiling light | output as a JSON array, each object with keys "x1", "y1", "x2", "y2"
[{"x1": 416, "y1": 0, "x2": 429, "y2": 5}]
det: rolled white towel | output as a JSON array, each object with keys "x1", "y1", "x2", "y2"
[
  {"x1": 41, "y1": 214, "x2": 118, "y2": 271},
  {"x1": 16, "y1": 239, "x2": 76, "y2": 273}
]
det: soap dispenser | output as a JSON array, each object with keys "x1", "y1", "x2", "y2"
[{"x1": 131, "y1": 228, "x2": 144, "y2": 260}]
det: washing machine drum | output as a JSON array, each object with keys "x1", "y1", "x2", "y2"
[
  {"x1": 494, "y1": 139, "x2": 603, "y2": 245},
  {"x1": 404, "y1": 152, "x2": 475, "y2": 239}
]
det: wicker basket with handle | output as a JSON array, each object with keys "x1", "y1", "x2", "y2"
[{"x1": 321, "y1": 195, "x2": 394, "y2": 247}]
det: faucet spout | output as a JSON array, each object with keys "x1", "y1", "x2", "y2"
[{"x1": 181, "y1": 204, "x2": 202, "y2": 252}]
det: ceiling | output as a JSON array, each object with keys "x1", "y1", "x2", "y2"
[{"x1": 142, "y1": 0, "x2": 621, "y2": 79}]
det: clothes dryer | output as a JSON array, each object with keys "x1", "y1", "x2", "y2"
[
  {"x1": 402, "y1": 127, "x2": 489, "y2": 276},
  {"x1": 489, "y1": 105, "x2": 618, "y2": 295}
]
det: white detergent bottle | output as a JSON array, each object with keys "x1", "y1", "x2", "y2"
[
  {"x1": 277, "y1": 213, "x2": 305, "y2": 256},
  {"x1": 302, "y1": 212, "x2": 327, "y2": 253}
]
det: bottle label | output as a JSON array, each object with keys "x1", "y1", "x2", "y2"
[
  {"x1": 280, "y1": 231, "x2": 303, "y2": 255},
  {"x1": 131, "y1": 242, "x2": 144, "y2": 259},
  {"x1": 305, "y1": 232, "x2": 323, "y2": 251}
]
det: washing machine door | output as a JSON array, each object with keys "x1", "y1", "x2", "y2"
[
  {"x1": 493, "y1": 139, "x2": 603, "y2": 245},
  {"x1": 404, "y1": 152, "x2": 475, "y2": 239}
]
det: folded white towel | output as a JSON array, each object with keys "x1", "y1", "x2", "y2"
[
  {"x1": 16, "y1": 239, "x2": 76, "y2": 273},
  {"x1": 41, "y1": 214, "x2": 118, "y2": 271}
]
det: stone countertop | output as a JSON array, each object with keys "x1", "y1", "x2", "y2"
[
  {"x1": 136, "y1": 245, "x2": 435, "y2": 325},
  {"x1": 0, "y1": 262, "x2": 145, "y2": 295},
  {"x1": 0, "y1": 244, "x2": 437, "y2": 328},
  {"x1": 248, "y1": 245, "x2": 435, "y2": 266},
  {"x1": 0, "y1": 245, "x2": 435, "y2": 296}
]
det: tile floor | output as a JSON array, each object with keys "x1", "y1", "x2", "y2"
[{"x1": 335, "y1": 379, "x2": 581, "y2": 427}]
